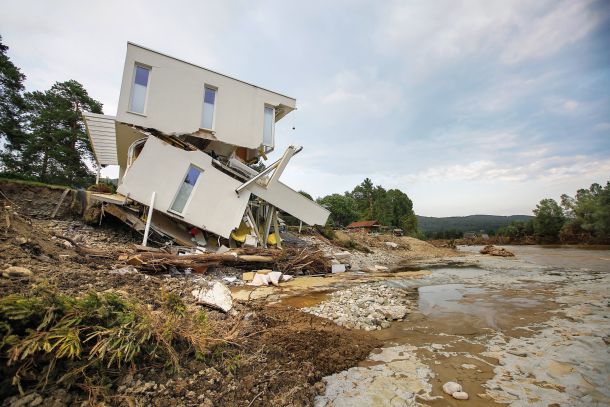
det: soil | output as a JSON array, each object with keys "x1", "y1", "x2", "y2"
[{"x1": 0, "y1": 181, "x2": 380, "y2": 406}]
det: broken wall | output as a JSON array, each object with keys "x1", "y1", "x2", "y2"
[{"x1": 116, "y1": 136, "x2": 251, "y2": 238}]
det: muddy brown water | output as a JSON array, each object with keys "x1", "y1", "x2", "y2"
[{"x1": 312, "y1": 246, "x2": 610, "y2": 406}]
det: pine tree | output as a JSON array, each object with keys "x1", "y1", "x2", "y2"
[
  {"x1": 22, "y1": 80, "x2": 103, "y2": 186},
  {"x1": 0, "y1": 36, "x2": 27, "y2": 174}
]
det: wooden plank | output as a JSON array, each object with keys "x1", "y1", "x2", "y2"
[{"x1": 50, "y1": 188, "x2": 70, "y2": 218}]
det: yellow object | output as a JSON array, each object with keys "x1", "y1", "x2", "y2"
[
  {"x1": 230, "y1": 221, "x2": 251, "y2": 243},
  {"x1": 267, "y1": 232, "x2": 277, "y2": 245}
]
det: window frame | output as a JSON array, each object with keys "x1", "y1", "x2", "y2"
[
  {"x1": 262, "y1": 104, "x2": 275, "y2": 148},
  {"x1": 128, "y1": 63, "x2": 152, "y2": 116},
  {"x1": 200, "y1": 85, "x2": 218, "y2": 131},
  {"x1": 168, "y1": 164, "x2": 204, "y2": 216}
]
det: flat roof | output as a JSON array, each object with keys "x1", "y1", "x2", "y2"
[{"x1": 127, "y1": 42, "x2": 296, "y2": 102}]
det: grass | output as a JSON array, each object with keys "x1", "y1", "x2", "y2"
[
  {"x1": 0, "y1": 286, "x2": 211, "y2": 398},
  {"x1": 0, "y1": 177, "x2": 71, "y2": 191}
]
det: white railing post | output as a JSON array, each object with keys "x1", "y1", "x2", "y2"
[{"x1": 142, "y1": 191, "x2": 156, "y2": 246}]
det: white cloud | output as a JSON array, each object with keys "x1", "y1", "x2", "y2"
[
  {"x1": 401, "y1": 155, "x2": 610, "y2": 184},
  {"x1": 501, "y1": 0, "x2": 605, "y2": 64}
]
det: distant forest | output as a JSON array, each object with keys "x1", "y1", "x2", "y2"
[{"x1": 417, "y1": 215, "x2": 533, "y2": 238}]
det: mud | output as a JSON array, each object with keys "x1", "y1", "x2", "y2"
[
  {"x1": 0, "y1": 183, "x2": 380, "y2": 406},
  {"x1": 312, "y1": 251, "x2": 610, "y2": 406}
]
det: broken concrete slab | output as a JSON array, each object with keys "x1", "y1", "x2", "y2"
[
  {"x1": 192, "y1": 282, "x2": 233, "y2": 312},
  {"x1": 332, "y1": 264, "x2": 346, "y2": 273}
]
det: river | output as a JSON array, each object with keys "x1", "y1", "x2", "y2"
[{"x1": 313, "y1": 246, "x2": 610, "y2": 406}]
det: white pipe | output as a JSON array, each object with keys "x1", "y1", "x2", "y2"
[{"x1": 142, "y1": 191, "x2": 156, "y2": 246}]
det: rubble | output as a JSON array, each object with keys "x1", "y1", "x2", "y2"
[{"x1": 303, "y1": 283, "x2": 412, "y2": 331}]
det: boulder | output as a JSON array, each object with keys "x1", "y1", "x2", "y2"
[
  {"x1": 452, "y1": 391, "x2": 469, "y2": 400},
  {"x1": 442, "y1": 382, "x2": 462, "y2": 395}
]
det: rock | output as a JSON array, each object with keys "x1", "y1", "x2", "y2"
[
  {"x1": 374, "y1": 265, "x2": 389, "y2": 271},
  {"x1": 15, "y1": 237, "x2": 28, "y2": 245},
  {"x1": 480, "y1": 245, "x2": 515, "y2": 257},
  {"x1": 442, "y1": 382, "x2": 462, "y2": 395},
  {"x1": 385, "y1": 242, "x2": 399, "y2": 249},
  {"x1": 3, "y1": 266, "x2": 33, "y2": 278},
  {"x1": 192, "y1": 282, "x2": 233, "y2": 312},
  {"x1": 452, "y1": 391, "x2": 469, "y2": 400},
  {"x1": 62, "y1": 240, "x2": 73, "y2": 249}
]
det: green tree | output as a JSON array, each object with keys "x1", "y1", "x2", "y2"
[
  {"x1": 318, "y1": 193, "x2": 358, "y2": 227},
  {"x1": 533, "y1": 198, "x2": 565, "y2": 241},
  {"x1": 0, "y1": 36, "x2": 27, "y2": 173},
  {"x1": 561, "y1": 182, "x2": 610, "y2": 241},
  {"x1": 351, "y1": 178, "x2": 374, "y2": 219},
  {"x1": 21, "y1": 80, "x2": 103, "y2": 186}
]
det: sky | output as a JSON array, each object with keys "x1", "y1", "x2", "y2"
[{"x1": 2, "y1": 0, "x2": 609, "y2": 216}]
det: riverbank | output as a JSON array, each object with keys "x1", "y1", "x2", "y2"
[
  {"x1": 1, "y1": 181, "x2": 608, "y2": 406},
  {"x1": 282, "y1": 247, "x2": 610, "y2": 406}
]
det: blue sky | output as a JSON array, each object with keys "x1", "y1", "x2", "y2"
[{"x1": 2, "y1": 0, "x2": 609, "y2": 216}]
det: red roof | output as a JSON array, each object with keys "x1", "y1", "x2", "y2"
[{"x1": 346, "y1": 220, "x2": 380, "y2": 228}]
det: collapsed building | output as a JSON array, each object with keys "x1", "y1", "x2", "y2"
[{"x1": 83, "y1": 42, "x2": 329, "y2": 249}]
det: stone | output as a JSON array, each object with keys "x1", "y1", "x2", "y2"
[
  {"x1": 374, "y1": 265, "x2": 389, "y2": 271},
  {"x1": 3, "y1": 266, "x2": 33, "y2": 278},
  {"x1": 452, "y1": 391, "x2": 469, "y2": 400},
  {"x1": 442, "y1": 382, "x2": 462, "y2": 395},
  {"x1": 385, "y1": 242, "x2": 399, "y2": 249}
]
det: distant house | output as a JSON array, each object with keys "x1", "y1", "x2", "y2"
[{"x1": 346, "y1": 220, "x2": 380, "y2": 232}]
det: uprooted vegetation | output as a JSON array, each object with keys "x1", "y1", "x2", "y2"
[{"x1": 0, "y1": 287, "x2": 210, "y2": 397}]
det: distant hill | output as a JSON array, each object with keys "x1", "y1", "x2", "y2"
[{"x1": 416, "y1": 214, "x2": 533, "y2": 233}]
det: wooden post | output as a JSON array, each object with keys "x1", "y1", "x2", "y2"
[
  {"x1": 51, "y1": 189, "x2": 70, "y2": 219},
  {"x1": 142, "y1": 191, "x2": 156, "y2": 247},
  {"x1": 95, "y1": 165, "x2": 101, "y2": 185}
]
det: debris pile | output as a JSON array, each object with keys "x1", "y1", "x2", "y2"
[
  {"x1": 480, "y1": 245, "x2": 515, "y2": 257},
  {"x1": 303, "y1": 283, "x2": 412, "y2": 331}
]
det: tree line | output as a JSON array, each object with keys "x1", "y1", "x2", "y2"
[
  {"x1": 497, "y1": 181, "x2": 610, "y2": 243},
  {"x1": 314, "y1": 178, "x2": 418, "y2": 235},
  {"x1": 0, "y1": 36, "x2": 103, "y2": 187}
]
